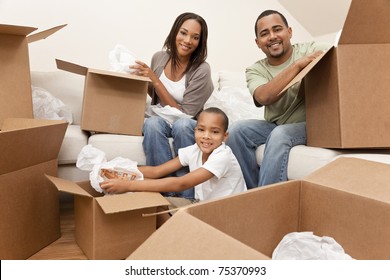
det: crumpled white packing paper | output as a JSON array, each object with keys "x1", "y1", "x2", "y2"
[
  {"x1": 109, "y1": 44, "x2": 139, "y2": 74},
  {"x1": 272, "y1": 231, "x2": 353, "y2": 260},
  {"x1": 76, "y1": 144, "x2": 143, "y2": 193}
]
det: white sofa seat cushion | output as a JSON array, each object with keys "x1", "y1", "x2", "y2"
[
  {"x1": 88, "y1": 133, "x2": 175, "y2": 166},
  {"x1": 88, "y1": 134, "x2": 146, "y2": 165},
  {"x1": 58, "y1": 125, "x2": 89, "y2": 164},
  {"x1": 256, "y1": 145, "x2": 348, "y2": 180},
  {"x1": 286, "y1": 145, "x2": 347, "y2": 180}
]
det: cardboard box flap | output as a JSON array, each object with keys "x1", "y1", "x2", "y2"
[
  {"x1": 304, "y1": 157, "x2": 390, "y2": 203},
  {"x1": 45, "y1": 175, "x2": 92, "y2": 197},
  {"x1": 96, "y1": 192, "x2": 169, "y2": 214},
  {"x1": 279, "y1": 47, "x2": 332, "y2": 94},
  {"x1": 1, "y1": 118, "x2": 65, "y2": 131},
  {"x1": 56, "y1": 59, "x2": 88, "y2": 76},
  {"x1": 128, "y1": 211, "x2": 268, "y2": 260},
  {"x1": 56, "y1": 59, "x2": 151, "y2": 82},
  {"x1": 0, "y1": 24, "x2": 37, "y2": 36},
  {"x1": 0, "y1": 119, "x2": 67, "y2": 175},
  {"x1": 27, "y1": 24, "x2": 67, "y2": 43},
  {"x1": 339, "y1": 0, "x2": 390, "y2": 45},
  {"x1": 88, "y1": 68, "x2": 151, "y2": 82}
]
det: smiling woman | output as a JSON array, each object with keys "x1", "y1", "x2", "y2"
[{"x1": 132, "y1": 12, "x2": 215, "y2": 200}]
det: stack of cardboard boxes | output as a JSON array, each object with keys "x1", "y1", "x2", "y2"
[
  {"x1": 0, "y1": 23, "x2": 169, "y2": 260},
  {"x1": 0, "y1": 23, "x2": 68, "y2": 259}
]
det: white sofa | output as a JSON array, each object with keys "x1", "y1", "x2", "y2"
[{"x1": 31, "y1": 70, "x2": 390, "y2": 183}]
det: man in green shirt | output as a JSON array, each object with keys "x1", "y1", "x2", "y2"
[{"x1": 226, "y1": 10, "x2": 329, "y2": 188}]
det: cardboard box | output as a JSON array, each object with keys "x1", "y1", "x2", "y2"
[
  {"x1": 128, "y1": 157, "x2": 390, "y2": 260},
  {"x1": 0, "y1": 24, "x2": 66, "y2": 127},
  {"x1": 46, "y1": 175, "x2": 170, "y2": 259},
  {"x1": 0, "y1": 118, "x2": 67, "y2": 259},
  {"x1": 280, "y1": 0, "x2": 390, "y2": 148},
  {"x1": 56, "y1": 59, "x2": 150, "y2": 136}
]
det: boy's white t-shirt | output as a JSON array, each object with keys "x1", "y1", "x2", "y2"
[{"x1": 178, "y1": 143, "x2": 247, "y2": 201}]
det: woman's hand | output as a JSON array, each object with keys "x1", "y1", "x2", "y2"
[{"x1": 130, "y1": 60, "x2": 156, "y2": 79}]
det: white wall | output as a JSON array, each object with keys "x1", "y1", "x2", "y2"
[{"x1": 0, "y1": 0, "x2": 339, "y2": 73}]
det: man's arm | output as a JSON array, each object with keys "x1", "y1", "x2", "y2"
[{"x1": 253, "y1": 50, "x2": 324, "y2": 106}]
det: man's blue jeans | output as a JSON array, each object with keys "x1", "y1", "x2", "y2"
[
  {"x1": 142, "y1": 116, "x2": 196, "y2": 199},
  {"x1": 226, "y1": 120, "x2": 306, "y2": 188}
]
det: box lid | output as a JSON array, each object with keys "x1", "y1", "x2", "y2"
[
  {"x1": 56, "y1": 59, "x2": 151, "y2": 82},
  {"x1": 339, "y1": 0, "x2": 390, "y2": 44},
  {"x1": 27, "y1": 24, "x2": 67, "y2": 43},
  {"x1": 128, "y1": 210, "x2": 269, "y2": 260},
  {"x1": 46, "y1": 175, "x2": 92, "y2": 197},
  {"x1": 0, "y1": 24, "x2": 37, "y2": 36},
  {"x1": 0, "y1": 118, "x2": 67, "y2": 175},
  {"x1": 46, "y1": 175, "x2": 170, "y2": 212},
  {"x1": 279, "y1": 47, "x2": 332, "y2": 94},
  {"x1": 96, "y1": 192, "x2": 170, "y2": 214},
  {"x1": 56, "y1": 59, "x2": 88, "y2": 76},
  {"x1": 0, "y1": 23, "x2": 66, "y2": 42},
  {"x1": 304, "y1": 157, "x2": 390, "y2": 203}
]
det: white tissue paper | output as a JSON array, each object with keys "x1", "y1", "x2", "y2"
[
  {"x1": 109, "y1": 44, "x2": 139, "y2": 74},
  {"x1": 76, "y1": 144, "x2": 143, "y2": 193},
  {"x1": 146, "y1": 104, "x2": 193, "y2": 125},
  {"x1": 204, "y1": 86, "x2": 264, "y2": 124},
  {"x1": 32, "y1": 86, "x2": 73, "y2": 124},
  {"x1": 272, "y1": 232, "x2": 353, "y2": 260}
]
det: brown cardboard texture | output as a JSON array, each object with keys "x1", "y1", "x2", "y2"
[
  {"x1": 56, "y1": 59, "x2": 150, "y2": 136},
  {"x1": 282, "y1": 0, "x2": 390, "y2": 148},
  {"x1": 128, "y1": 157, "x2": 390, "y2": 260},
  {"x1": 0, "y1": 118, "x2": 67, "y2": 259},
  {"x1": 46, "y1": 175, "x2": 170, "y2": 259},
  {"x1": 0, "y1": 24, "x2": 66, "y2": 127}
]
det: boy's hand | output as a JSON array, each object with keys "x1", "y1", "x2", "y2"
[{"x1": 100, "y1": 179, "x2": 130, "y2": 194}]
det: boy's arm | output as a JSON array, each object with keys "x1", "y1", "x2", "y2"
[
  {"x1": 138, "y1": 157, "x2": 183, "y2": 179},
  {"x1": 100, "y1": 167, "x2": 215, "y2": 195}
]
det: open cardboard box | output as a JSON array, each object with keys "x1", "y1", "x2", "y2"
[
  {"x1": 0, "y1": 23, "x2": 66, "y2": 127},
  {"x1": 281, "y1": 0, "x2": 390, "y2": 149},
  {"x1": 56, "y1": 59, "x2": 150, "y2": 136},
  {"x1": 46, "y1": 175, "x2": 170, "y2": 259},
  {"x1": 128, "y1": 157, "x2": 390, "y2": 260},
  {"x1": 0, "y1": 118, "x2": 67, "y2": 259}
]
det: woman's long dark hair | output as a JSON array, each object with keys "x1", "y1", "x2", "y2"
[{"x1": 163, "y1": 12, "x2": 208, "y2": 75}]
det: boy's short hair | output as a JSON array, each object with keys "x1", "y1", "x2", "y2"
[{"x1": 200, "y1": 107, "x2": 229, "y2": 132}]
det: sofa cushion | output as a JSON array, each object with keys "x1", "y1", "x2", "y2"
[
  {"x1": 58, "y1": 125, "x2": 89, "y2": 165},
  {"x1": 88, "y1": 133, "x2": 176, "y2": 166},
  {"x1": 218, "y1": 70, "x2": 247, "y2": 90}
]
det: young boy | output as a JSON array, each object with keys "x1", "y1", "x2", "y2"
[{"x1": 100, "y1": 107, "x2": 247, "y2": 201}]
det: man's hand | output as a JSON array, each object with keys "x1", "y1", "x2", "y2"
[{"x1": 295, "y1": 50, "x2": 324, "y2": 71}]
